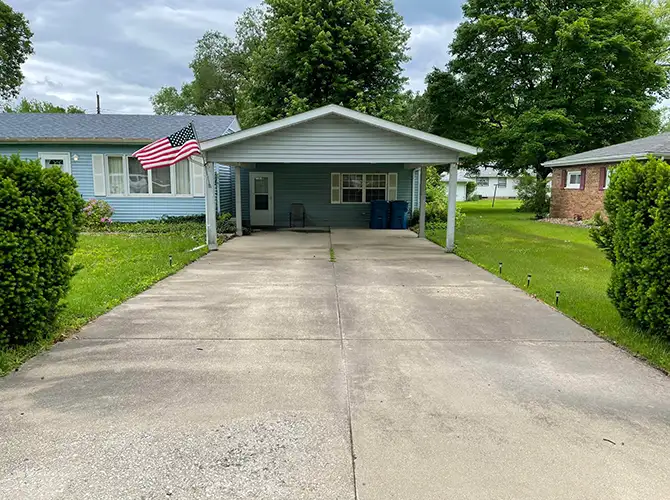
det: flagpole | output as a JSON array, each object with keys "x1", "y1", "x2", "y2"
[{"x1": 191, "y1": 122, "x2": 218, "y2": 251}]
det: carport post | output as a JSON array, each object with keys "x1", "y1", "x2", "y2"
[
  {"x1": 446, "y1": 163, "x2": 458, "y2": 252},
  {"x1": 205, "y1": 161, "x2": 218, "y2": 250},
  {"x1": 235, "y1": 166, "x2": 243, "y2": 236},
  {"x1": 418, "y1": 166, "x2": 427, "y2": 238}
]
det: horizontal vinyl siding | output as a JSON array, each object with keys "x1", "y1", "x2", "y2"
[
  {"x1": 254, "y1": 164, "x2": 411, "y2": 228},
  {"x1": 211, "y1": 115, "x2": 461, "y2": 164},
  {"x1": 0, "y1": 144, "x2": 205, "y2": 222},
  {"x1": 217, "y1": 164, "x2": 234, "y2": 214}
]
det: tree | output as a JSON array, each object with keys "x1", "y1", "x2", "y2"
[
  {"x1": 0, "y1": 2, "x2": 33, "y2": 100},
  {"x1": 151, "y1": 8, "x2": 265, "y2": 121},
  {"x1": 244, "y1": 0, "x2": 410, "y2": 125},
  {"x1": 3, "y1": 98, "x2": 84, "y2": 113},
  {"x1": 424, "y1": 0, "x2": 669, "y2": 177}
]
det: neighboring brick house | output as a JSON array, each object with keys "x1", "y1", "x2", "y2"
[{"x1": 544, "y1": 133, "x2": 670, "y2": 219}]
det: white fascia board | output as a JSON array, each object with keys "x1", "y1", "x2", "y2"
[{"x1": 544, "y1": 152, "x2": 669, "y2": 168}]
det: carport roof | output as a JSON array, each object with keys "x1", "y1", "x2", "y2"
[{"x1": 201, "y1": 104, "x2": 479, "y2": 156}]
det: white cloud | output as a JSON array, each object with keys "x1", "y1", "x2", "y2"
[{"x1": 404, "y1": 21, "x2": 459, "y2": 91}]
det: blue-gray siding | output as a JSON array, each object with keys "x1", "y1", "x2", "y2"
[
  {"x1": 0, "y1": 144, "x2": 206, "y2": 222},
  {"x1": 217, "y1": 165, "x2": 234, "y2": 215},
  {"x1": 249, "y1": 163, "x2": 411, "y2": 228}
]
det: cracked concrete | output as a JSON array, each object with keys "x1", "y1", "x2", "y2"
[{"x1": 1, "y1": 229, "x2": 669, "y2": 499}]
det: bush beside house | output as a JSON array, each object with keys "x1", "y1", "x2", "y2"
[
  {"x1": 590, "y1": 157, "x2": 670, "y2": 337},
  {"x1": 0, "y1": 155, "x2": 84, "y2": 347}
]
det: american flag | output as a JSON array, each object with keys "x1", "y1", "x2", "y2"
[{"x1": 133, "y1": 123, "x2": 201, "y2": 170}]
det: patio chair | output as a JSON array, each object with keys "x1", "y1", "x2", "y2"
[{"x1": 289, "y1": 203, "x2": 305, "y2": 227}]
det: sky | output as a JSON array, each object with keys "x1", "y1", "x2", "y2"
[{"x1": 10, "y1": 0, "x2": 465, "y2": 114}]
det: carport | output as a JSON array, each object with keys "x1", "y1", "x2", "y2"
[{"x1": 199, "y1": 105, "x2": 478, "y2": 251}]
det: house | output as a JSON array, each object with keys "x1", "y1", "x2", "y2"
[
  {"x1": 544, "y1": 132, "x2": 670, "y2": 219},
  {"x1": 0, "y1": 113, "x2": 239, "y2": 221},
  {"x1": 440, "y1": 167, "x2": 522, "y2": 201},
  {"x1": 201, "y1": 104, "x2": 478, "y2": 251}
]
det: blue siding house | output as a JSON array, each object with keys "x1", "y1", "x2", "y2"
[{"x1": 0, "y1": 113, "x2": 239, "y2": 221}]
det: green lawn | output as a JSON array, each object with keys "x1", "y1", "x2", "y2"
[
  {"x1": 427, "y1": 199, "x2": 670, "y2": 372},
  {"x1": 0, "y1": 232, "x2": 208, "y2": 376}
]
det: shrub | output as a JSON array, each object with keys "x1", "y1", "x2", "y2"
[
  {"x1": 516, "y1": 173, "x2": 550, "y2": 218},
  {"x1": 465, "y1": 181, "x2": 476, "y2": 200},
  {"x1": 82, "y1": 198, "x2": 114, "y2": 230},
  {"x1": 0, "y1": 155, "x2": 84, "y2": 347},
  {"x1": 470, "y1": 194, "x2": 481, "y2": 201},
  {"x1": 590, "y1": 157, "x2": 670, "y2": 336},
  {"x1": 217, "y1": 212, "x2": 236, "y2": 233}
]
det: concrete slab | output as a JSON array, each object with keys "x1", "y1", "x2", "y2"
[
  {"x1": 0, "y1": 339, "x2": 354, "y2": 500},
  {"x1": 220, "y1": 231, "x2": 330, "y2": 260},
  {"x1": 346, "y1": 340, "x2": 670, "y2": 500}
]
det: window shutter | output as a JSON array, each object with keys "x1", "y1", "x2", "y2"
[
  {"x1": 561, "y1": 170, "x2": 567, "y2": 189},
  {"x1": 580, "y1": 168, "x2": 586, "y2": 190},
  {"x1": 388, "y1": 172, "x2": 398, "y2": 201},
  {"x1": 599, "y1": 167, "x2": 606, "y2": 190},
  {"x1": 191, "y1": 155, "x2": 205, "y2": 197},
  {"x1": 92, "y1": 154, "x2": 106, "y2": 196},
  {"x1": 331, "y1": 172, "x2": 341, "y2": 204}
]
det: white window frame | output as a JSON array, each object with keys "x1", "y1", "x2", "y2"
[
  {"x1": 604, "y1": 168, "x2": 612, "y2": 189},
  {"x1": 496, "y1": 177, "x2": 507, "y2": 188},
  {"x1": 566, "y1": 170, "x2": 582, "y2": 190},
  {"x1": 476, "y1": 177, "x2": 489, "y2": 186},
  {"x1": 339, "y1": 173, "x2": 390, "y2": 204},
  {"x1": 38, "y1": 152, "x2": 71, "y2": 174},
  {"x1": 104, "y1": 154, "x2": 196, "y2": 198}
]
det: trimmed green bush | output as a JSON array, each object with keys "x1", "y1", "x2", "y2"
[
  {"x1": 590, "y1": 157, "x2": 670, "y2": 336},
  {"x1": 516, "y1": 173, "x2": 550, "y2": 219},
  {"x1": 82, "y1": 198, "x2": 114, "y2": 230},
  {"x1": 0, "y1": 155, "x2": 84, "y2": 347}
]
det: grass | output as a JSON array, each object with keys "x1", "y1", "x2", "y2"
[
  {"x1": 426, "y1": 199, "x2": 670, "y2": 373},
  {"x1": 330, "y1": 247, "x2": 336, "y2": 262},
  {"x1": 0, "y1": 230, "x2": 208, "y2": 376}
]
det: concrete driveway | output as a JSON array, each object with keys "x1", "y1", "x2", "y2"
[{"x1": 1, "y1": 229, "x2": 669, "y2": 499}]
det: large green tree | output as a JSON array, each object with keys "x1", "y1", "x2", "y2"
[
  {"x1": 3, "y1": 97, "x2": 84, "y2": 113},
  {"x1": 151, "y1": 8, "x2": 265, "y2": 120},
  {"x1": 424, "y1": 0, "x2": 669, "y2": 177},
  {"x1": 245, "y1": 0, "x2": 410, "y2": 125},
  {"x1": 0, "y1": 2, "x2": 33, "y2": 100}
]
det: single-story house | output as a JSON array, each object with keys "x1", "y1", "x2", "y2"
[
  {"x1": 440, "y1": 167, "x2": 522, "y2": 201},
  {"x1": 0, "y1": 113, "x2": 240, "y2": 221},
  {"x1": 544, "y1": 132, "x2": 670, "y2": 219}
]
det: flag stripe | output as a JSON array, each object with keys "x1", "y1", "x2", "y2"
[{"x1": 131, "y1": 124, "x2": 201, "y2": 170}]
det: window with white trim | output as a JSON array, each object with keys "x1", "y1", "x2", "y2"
[
  {"x1": 496, "y1": 177, "x2": 507, "y2": 188},
  {"x1": 566, "y1": 170, "x2": 582, "y2": 189},
  {"x1": 38, "y1": 152, "x2": 71, "y2": 174},
  {"x1": 105, "y1": 155, "x2": 199, "y2": 197},
  {"x1": 336, "y1": 173, "x2": 392, "y2": 204},
  {"x1": 476, "y1": 177, "x2": 489, "y2": 186}
]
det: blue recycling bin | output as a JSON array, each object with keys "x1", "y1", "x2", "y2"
[
  {"x1": 369, "y1": 200, "x2": 389, "y2": 229},
  {"x1": 389, "y1": 200, "x2": 409, "y2": 229}
]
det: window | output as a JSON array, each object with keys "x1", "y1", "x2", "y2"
[
  {"x1": 566, "y1": 170, "x2": 582, "y2": 189},
  {"x1": 496, "y1": 177, "x2": 507, "y2": 188},
  {"x1": 38, "y1": 153, "x2": 71, "y2": 174},
  {"x1": 476, "y1": 177, "x2": 489, "y2": 186},
  {"x1": 174, "y1": 160, "x2": 191, "y2": 195},
  {"x1": 605, "y1": 168, "x2": 612, "y2": 189},
  {"x1": 128, "y1": 157, "x2": 148, "y2": 194},
  {"x1": 365, "y1": 173, "x2": 387, "y2": 201},
  {"x1": 107, "y1": 156, "x2": 125, "y2": 195},
  {"x1": 342, "y1": 173, "x2": 364, "y2": 203},
  {"x1": 151, "y1": 165, "x2": 172, "y2": 194}
]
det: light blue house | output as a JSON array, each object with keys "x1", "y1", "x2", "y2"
[{"x1": 0, "y1": 113, "x2": 239, "y2": 221}]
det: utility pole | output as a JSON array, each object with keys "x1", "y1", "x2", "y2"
[{"x1": 96, "y1": 92, "x2": 101, "y2": 114}]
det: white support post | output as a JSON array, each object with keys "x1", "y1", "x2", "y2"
[
  {"x1": 418, "y1": 166, "x2": 427, "y2": 238},
  {"x1": 235, "y1": 166, "x2": 243, "y2": 237},
  {"x1": 205, "y1": 162, "x2": 218, "y2": 250},
  {"x1": 446, "y1": 163, "x2": 458, "y2": 252}
]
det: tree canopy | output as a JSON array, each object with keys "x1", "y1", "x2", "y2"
[
  {"x1": 151, "y1": 0, "x2": 410, "y2": 126},
  {"x1": 0, "y1": 2, "x2": 33, "y2": 100},
  {"x1": 423, "y1": 0, "x2": 669, "y2": 177},
  {"x1": 3, "y1": 98, "x2": 84, "y2": 114}
]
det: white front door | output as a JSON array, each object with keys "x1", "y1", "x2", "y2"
[{"x1": 249, "y1": 172, "x2": 274, "y2": 226}]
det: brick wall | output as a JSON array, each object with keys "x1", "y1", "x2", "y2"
[{"x1": 550, "y1": 163, "x2": 613, "y2": 219}]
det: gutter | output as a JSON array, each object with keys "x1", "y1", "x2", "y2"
[
  {"x1": 0, "y1": 137, "x2": 156, "y2": 144},
  {"x1": 544, "y1": 152, "x2": 670, "y2": 168}
]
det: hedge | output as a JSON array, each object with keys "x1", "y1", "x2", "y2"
[
  {"x1": 0, "y1": 155, "x2": 84, "y2": 347},
  {"x1": 590, "y1": 157, "x2": 670, "y2": 336}
]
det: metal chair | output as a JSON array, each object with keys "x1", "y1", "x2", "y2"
[{"x1": 289, "y1": 203, "x2": 305, "y2": 227}]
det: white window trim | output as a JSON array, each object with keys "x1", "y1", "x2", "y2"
[
  {"x1": 604, "y1": 168, "x2": 612, "y2": 189},
  {"x1": 38, "y1": 152, "x2": 71, "y2": 174},
  {"x1": 104, "y1": 154, "x2": 196, "y2": 198},
  {"x1": 566, "y1": 170, "x2": 582, "y2": 190},
  {"x1": 339, "y1": 173, "x2": 390, "y2": 204}
]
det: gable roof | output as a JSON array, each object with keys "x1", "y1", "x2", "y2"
[
  {"x1": 0, "y1": 113, "x2": 238, "y2": 144},
  {"x1": 201, "y1": 104, "x2": 479, "y2": 156},
  {"x1": 544, "y1": 133, "x2": 670, "y2": 168}
]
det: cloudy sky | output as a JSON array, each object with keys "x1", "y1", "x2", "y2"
[{"x1": 11, "y1": 0, "x2": 464, "y2": 114}]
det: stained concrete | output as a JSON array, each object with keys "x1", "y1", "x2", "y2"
[{"x1": 2, "y1": 229, "x2": 670, "y2": 499}]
